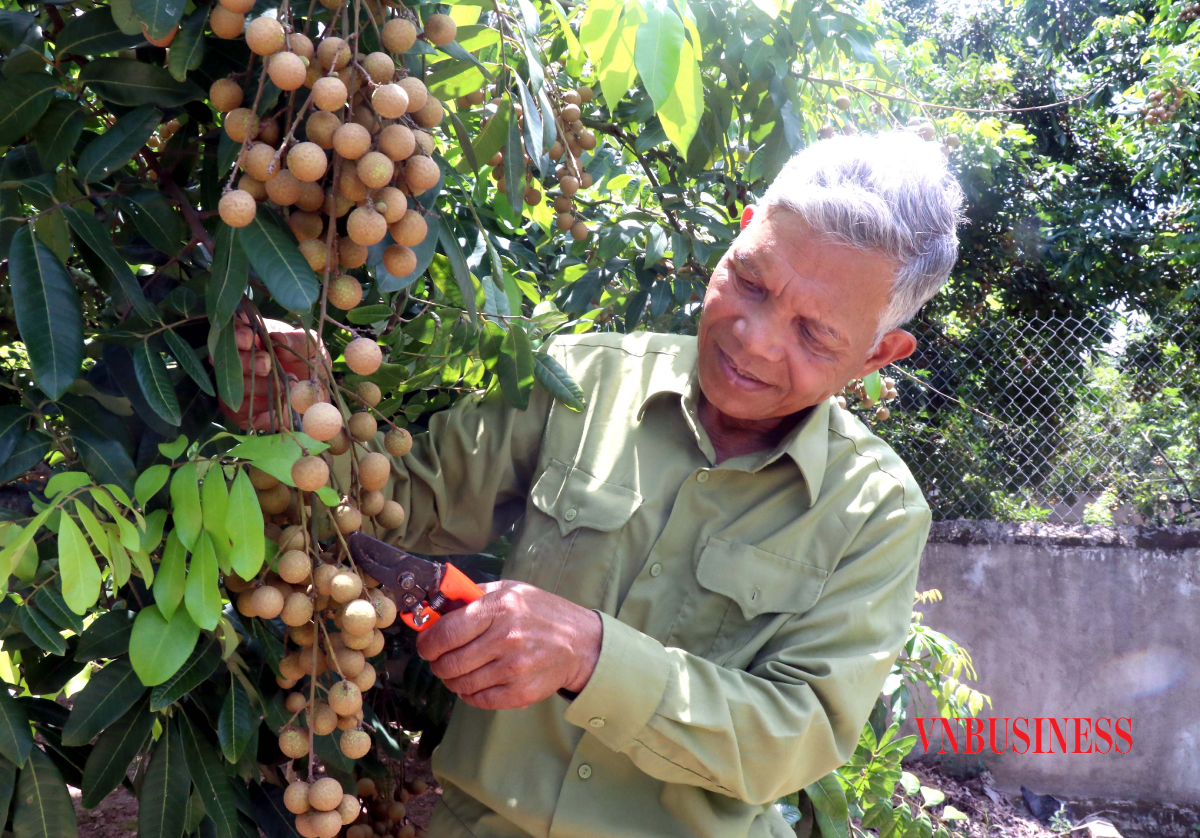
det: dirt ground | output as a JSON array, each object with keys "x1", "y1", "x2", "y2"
[{"x1": 71, "y1": 749, "x2": 1196, "y2": 838}]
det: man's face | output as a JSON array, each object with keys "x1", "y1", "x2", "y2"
[{"x1": 697, "y1": 205, "x2": 916, "y2": 422}]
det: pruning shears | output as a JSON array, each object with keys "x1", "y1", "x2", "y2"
[{"x1": 345, "y1": 532, "x2": 484, "y2": 632}]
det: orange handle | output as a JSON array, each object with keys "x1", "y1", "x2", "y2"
[{"x1": 400, "y1": 563, "x2": 484, "y2": 632}]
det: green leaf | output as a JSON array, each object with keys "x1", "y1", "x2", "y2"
[
  {"x1": 864, "y1": 370, "x2": 882, "y2": 402},
  {"x1": 210, "y1": 324, "x2": 244, "y2": 413},
  {"x1": 751, "y1": 0, "x2": 783, "y2": 17},
  {"x1": 805, "y1": 772, "x2": 849, "y2": 819},
  {"x1": 19, "y1": 605, "x2": 66, "y2": 656},
  {"x1": 0, "y1": 431, "x2": 51, "y2": 486},
  {"x1": 129, "y1": 605, "x2": 199, "y2": 687},
  {"x1": 236, "y1": 207, "x2": 320, "y2": 312},
  {"x1": 132, "y1": 0, "x2": 185, "y2": 40},
  {"x1": 125, "y1": 189, "x2": 187, "y2": 256},
  {"x1": 158, "y1": 436, "x2": 189, "y2": 459},
  {"x1": 201, "y1": 466, "x2": 231, "y2": 567},
  {"x1": 80, "y1": 696, "x2": 153, "y2": 808},
  {"x1": 76, "y1": 104, "x2": 162, "y2": 184},
  {"x1": 457, "y1": 98, "x2": 508, "y2": 174},
  {"x1": 635, "y1": 3, "x2": 684, "y2": 106},
  {"x1": 74, "y1": 609, "x2": 135, "y2": 661},
  {"x1": 532, "y1": 351, "x2": 585, "y2": 411},
  {"x1": 79, "y1": 58, "x2": 204, "y2": 108},
  {"x1": 61, "y1": 205, "x2": 157, "y2": 322},
  {"x1": 224, "y1": 469, "x2": 265, "y2": 581},
  {"x1": 167, "y1": 7, "x2": 208, "y2": 81},
  {"x1": 0, "y1": 507, "x2": 51, "y2": 576},
  {"x1": 153, "y1": 530, "x2": 187, "y2": 622},
  {"x1": 61, "y1": 659, "x2": 146, "y2": 746},
  {"x1": 919, "y1": 786, "x2": 945, "y2": 808},
  {"x1": 170, "y1": 461, "x2": 202, "y2": 551},
  {"x1": 939, "y1": 805, "x2": 968, "y2": 821},
  {"x1": 594, "y1": 0, "x2": 644, "y2": 109},
  {"x1": 0, "y1": 406, "x2": 29, "y2": 466},
  {"x1": 227, "y1": 433, "x2": 328, "y2": 487},
  {"x1": 497, "y1": 325, "x2": 536, "y2": 410},
  {"x1": 45, "y1": 472, "x2": 91, "y2": 498},
  {"x1": 346, "y1": 304, "x2": 393, "y2": 325},
  {"x1": 8, "y1": 227, "x2": 83, "y2": 400},
  {"x1": 183, "y1": 531, "x2": 221, "y2": 631},
  {"x1": 439, "y1": 222, "x2": 478, "y2": 324},
  {"x1": 13, "y1": 746, "x2": 78, "y2": 838},
  {"x1": 0, "y1": 74, "x2": 59, "y2": 147},
  {"x1": 207, "y1": 225, "x2": 247, "y2": 328},
  {"x1": 657, "y1": 32, "x2": 703, "y2": 155},
  {"x1": 0, "y1": 688, "x2": 32, "y2": 767},
  {"x1": 33, "y1": 101, "x2": 86, "y2": 171},
  {"x1": 425, "y1": 59, "x2": 489, "y2": 100},
  {"x1": 163, "y1": 330, "x2": 215, "y2": 397},
  {"x1": 179, "y1": 709, "x2": 239, "y2": 838},
  {"x1": 133, "y1": 340, "x2": 182, "y2": 428},
  {"x1": 34, "y1": 587, "x2": 84, "y2": 635},
  {"x1": 149, "y1": 636, "x2": 219, "y2": 711},
  {"x1": 218, "y1": 677, "x2": 251, "y2": 764},
  {"x1": 0, "y1": 755, "x2": 16, "y2": 832},
  {"x1": 138, "y1": 716, "x2": 189, "y2": 838},
  {"x1": 54, "y1": 7, "x2": 145, "y2": 57},
  {"x1": 504, "y1": 102, "x2": 525, "y2": 214},
  {"x1": 134, "y1": 464, "x2": 171, "y2": 508},
  {"x1": 57, "y1": 514, "x2": 102, "y2": 615}
]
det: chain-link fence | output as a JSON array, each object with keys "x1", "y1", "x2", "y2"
[{"x1": 871, "y1": 310, "x2": 1200, "y2": 526}]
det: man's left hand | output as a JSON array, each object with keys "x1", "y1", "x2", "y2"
[{"x1": 416, "y1": 581, "x2": 602, "y2": 710}]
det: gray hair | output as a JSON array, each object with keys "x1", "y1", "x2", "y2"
[{"x1": 760, "y1": 130, "x2": 966, "y2": 350}]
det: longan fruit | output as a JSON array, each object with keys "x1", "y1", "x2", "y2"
[
  {"x1": 423, "y1": 13, "x2": 457, "y2": 46},
  {"x1": 284, "y1": 691, "x2": 308, "y2": 713},
  {"x1": 298, "y1": 239, "x2": 331, "y2": 272},
  {"x1": 265, "y1": 169, "x2": 301, "y2": 206},
  {"x1": 397, "y1": 77, "x2": 428, "y2": 113},
  {"x1": 218, "y1": 190, "x2": 257, "y2": 227},
  {"x1": 335, "y1": 713, "x2": 359, "y2": 732},
  {"x1": 292, "y1": 455, "x2": 330, "y2": 491},
  {"x1": 339, "y1": 729, "x2": 371, "y2": 759},
  {"x1": 525, "y1": 186, "x2": 542, "y2": 205},
  {"x1": 250, "y1": 585, "x2": 285, "y2": 619},
  {"x1": 550, "y1": 196, "x2": 571, "y2": 215},
  {"x1": 324, "y1": 192, "x2": 354, "y2": 218},
  {"x1": 328, "y1": 679, "x2": 363, "y2": 715},
  {"x1": 344, "y1": 337, "x2": 382, "y2": 375},
  {"x1": 328, "y1": 646, "x2": 366, "y2": 680},
  {"x1": 356, "y1": 381, "x2": 382, "y2": 407},
  {"x1": 245, "y1": 16, "x2": 285, "y2": 56},
  {"x1": 570, "y1": 220, "x2": 589, "y2": 241},
  {"x1": 287, "y1": 31, "x2": 314, "y2": 58},
  {"x1": 281, "y1": 591, "x2": 315, "y2": 626},
  {"x1": 332, "y1": 502, "x2": 363, "y2": 535},
  {"x1": 285, "y1": 781, "x2": 312, "y2": 815},
  {"x1": 388, "y1": 801, "x2": 407, "y2": 822},
  {"x1": 224, "y1": 572, "x2": 254, "y2": 593},
  {"x1": 268, "y1": 51, "x2": 307, "y2": 90},
  {"x1": 310, "y1": 701, "x2": 337, "y2": 736},
  {"x1": 346, "y1": 207, "x2": 387, "y2": 246},
  {"x1": 384, "y1": 211, "x2": 422, "y2": 249},
  {"x1": 560, "y1": 175, "x2": 579, "y2": 196},
  {"x1": 375, "y1": 187, "x2": 407, "y2": 223},
  {"x1": 356, "y1": 151, "x2": 394, "y2": 189},
  {"x1": 313, "y1": 563, "x2": 339, "y2": 596},
  {"x1": 224, "y1": 107, "x2": 259, "y2": 143},
  {"x1": 358, "y1": 452, "x2": 391, "y2": 492},
  {"x1": 248, "y1": 465, "x2": 279, "y2": 490},
  {"x1": 382, "y1": 244, "x2": 416, "y2": 277},
  {"x1": 357, "y1": 778, "x2": 377, "y2": 799},
  {"x1": 287, "y1": 142, "x2": 328, "y2": 182},
  {"x1": 338, "y1": 237, "x2": 368, "y2": 269},
  {"x1": 309, "y1": 810, "x2": 343, "y2": 838},
  {"x1": 348, "y1": 412, "x2": 378, "y2": 442},
  {"x1": 258, "y1": 482, "x2": 291, "y2": 514},
  {"x1": 337, "y1": 794, "x2": 361, "y2": 826},
  {"x1": 363, "y1": 51, "x2": 395, "y2": 83},
  {"x1": 210, "y1": 5, "x2": 245, "y2": 39},
  {"x1": 405, "y1": 156, "x2": 439, "y2": 194},
  {"x1": 242, "y1": 142, "x2": 281, "y2": 181},
  {"x1": 235, "y1": 589, "x2": 258, "y2": 617},
  {"x1": 415, "y1": 127, "x2": 435, "y2": 152},
  {"x1": 294, "y1": 812, "x2": 318, "y2": 838},
  {"x1": 327, "y1": 429, "x2": 351, "y2": 455},
  {"x1": 580, "y1": 85, "x2": 594, "y2": 103},
  {"x1": 372, "y1": 83, "x2": 409, "y2": 119},
  {"x1": 296, "y1": 180, "x2": 325, "y2": 211},
  {"x1": 302, "y1": 402, "x2": 343, "y2": 442},
  {"x1": 413, "y1": 95, "x2": 443, "y2": 128},
  {"x1": 352, "y1": 662, "x2": 377, "y2": 691},
  {"x1": 316, "y1": 36, "x2": 351, "y2": 70},
  {"x1": 219, "y1": 0, "x2": 254, "y2": 11},
  {"x1": 382, "y1": 427, "x2": 411, "y2": 457},
  {"x1": 580, "y1": 172, "x2": 594, "y2": 189},
  {"x1": 549, "y1": 140, "x2": 564, "y2": 160},
  {"x1": 378, "y1": 123, "x2": 416, "y2": 161},
  {"x1": 555, "y1": 212, "x2": 574, "y2": 232},
  {"x1": 381, "y1": 18, "x2": 416, "y2": 53},
  {"x1": 288, "y1": 210, "x2": 323, "y2": 242},
  {"x1": 332, "y1": 123, "x2": 371, "y2": 160},
  {"x1": 278, "y1": 550, "x2": 312, "y2": 584},
  {"x1": 306, "y1": 110, "x2": 341, "y2": 149},
  {"x1": 313, "y1": 76, "x2": 348, "y2": 112},
  {"x1": 329, "y1": 571, "x2": 362, "y2": 603},
  {"x1": 309, "y1": 777, "x2": 344, "y2": 812},
  {"x1": 209, "y1": 78, "x2": 244, "y2": 112},
  {"x1": 237, "y1": 173, "x2": 267, "y2": 202},
  {"x1": 339, "y1": 167, "x2": 369, "y2": 202},
  {"x1": 289, "y1": 381, "x2": 322, "y2": 414},
  {"x1": 327, "y1": 273, "x2": 363, "y2": 310},
  {"x1": 258, "y1": 116, "x2": 280, "y2": 145},
  {"x1": 359, "y1": 489, "x2": 385, "y2": 517},
  {"x1": 377, "y1": 500, "x2": 405, "y2": 529}
]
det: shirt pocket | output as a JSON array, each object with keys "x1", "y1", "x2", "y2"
[
  {"x1": 517, "y1": 458, "x2": 643, "y2": 604},
  {"x1": 675, "y1": 537, "x2": 830, "y2": 663}
]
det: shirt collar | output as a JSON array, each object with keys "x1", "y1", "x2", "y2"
[{"x1": 636, "y1": 340, "x2": 832, "y2": 507}]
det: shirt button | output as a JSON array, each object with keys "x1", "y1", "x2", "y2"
[
  {"x1": 589, "y1": 717, "x2": 605, "y2": 728},
  {"x1": 649, "y1": 563, "x2": 662, "y2": 577},
  {"x1": 577, "y1": 764, "x2": 592, "y2": 779},
  {"x1": 564, "y1": 508, "x2": 577, "y2": 522},
  {"x1": 696, "y1": 470, "x2": 710, "y2": 483}
]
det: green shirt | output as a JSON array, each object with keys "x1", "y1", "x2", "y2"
[{"x1": 355, "y1": 331, "x2": 930, "y2": 838}]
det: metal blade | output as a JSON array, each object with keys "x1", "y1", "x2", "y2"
[{"x1": 344, "y1": 532, "x2": 441, "y2": 599}]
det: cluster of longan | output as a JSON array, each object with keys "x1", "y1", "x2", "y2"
[
  {"x1": 1180, "y1": 2, "x2": 1200, "y2": 21},
  {"x1": 1139, "y1": 87, "x2": 1184, "y2": 126},
  {"x1": 287, "y1": 775, "x2": 427, "y2": 838},
  {"x1": 212, "y1": 6, "x2": 462, "y2": 306},
  {"x1": 838, "y1": 375, "x2": 899, "y2": 421}
]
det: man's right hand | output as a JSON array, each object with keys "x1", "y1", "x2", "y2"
[{"x1": 213, "y1": 315, "x2": 329, "y2": 430}]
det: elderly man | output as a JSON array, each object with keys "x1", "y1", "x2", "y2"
[{"x1": 230, "y1": 130, "x2": 964, "y2": 837}]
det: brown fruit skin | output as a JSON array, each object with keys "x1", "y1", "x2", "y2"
[
  {"x1": 305, "y1": 110, "x2": 341, "y2": 149},
  {"x1": 382, "y1": 18, "x2": 417, "y2": 53},
  {"x1": 356, "y1": 381, "x2": 382, "y2": 407},
  {"x1": 352, "y1": 662, "x2": 377, "y2": 691},
  {"x1": 405, "y1": 156, "x2": 440, "y2": 194},
  {"x1": 252, "y1": 586, "x2": 285, "y2": 619},
  {"x1": 281, "y1": 592, "x2": 315, "y2": 626},
  {"x1": 210, "y1": 6, "x2": 245, "y2": 38},
  {"x1": 302, "y1": 402, "x2": 343, "y2": 442},
  {"x1": 295, "y1": 181, "x2": 325, "y2": 211},
  {"x1": 218, "y1": 190, "x2": 257, "y2": 227},
  {"x1": 224, "y1": 108, "x2": 259, "y2": 143},
  {"x1": 339, "y1": 167, "x2": 368, "y2": 201},
  {"x1": 553, "y1": 195, "x2": 573, "y2": 213},
  {"x1": 337, "y1": 794, "x2": 361, "y2": 825},
  {"x1": 237, "y1": 174, "x2": 267, "y2": 202},
  {"x1": 562, "y1": 103, "x2": 581, "y2": 122},
  {"x1": 413, "y1": 96, "x2": 443, "y2": 128},
  {"x1": 327, "y1": 429, "x2": 351, "y2": 455},
  {"x1": 236, "y1": 589, "x2": 258, "y2": 617},
  {"x1": 377, "y1": 500, "x2": 406, "y2": 529},
  {"x1": 287, "y1": 31, "x2": 315, "y2": 58},
  {"x1": 220, "y1": 0, "x2": 254, "y2": 12},
  {"x1": 310, "y1": 810, "x2": 343, "y2": 838},
  {"x1": 372, "y1": 83, "x2": 409, "y2": 119},
  {"x1": 278, "y1": 550, "x2": 312, "y2": 584},
  {"x1": 246, "y1": 16, "x2": 285, "y2": 55},
  {"x1": 309, "y1": 702, "x2": 337, "y2": 735},
  {"x1": 339, "y1": 729, "x2": 372, "y2": 759},
  {"x1": 570, "y1": 221, "x2": 589, "y2": 241},
  {"x1": 317, "y1": 36, "x2": 351, "y2": 70},
  {"x1": 210, "y1": 78, "x2": 244, "y2": 112},
  {"x1": 266, "y1": 169, "x2": 301, "y2": 205},
  {"x1": 328, "y1": 680, "x2": 363, "y2": 715},
  {"x1": 347, "y1": 207, "x2": 388, "y2": 247},
  {"x1": 287, "y1": 142, "x2": 328, "y2": 182},
  {"x1": 258, "y1": 482, "x2": 291, "y2": 514},
  {"x1": 338, "y1": 237, "x2": 368, "y2": 269},
  {"x1": 292, "y1": 455, "x2": 330, "y2": 491},
  {"x1": 382, "y1": 244, "x2": 416, "y2": 277},
  {"x1": 356, "y1": 151, "x2": 394, "y2": 189},
  {"x1": 363, "y1": 51, "x2": 395, "y2": 83},
  {"x1": 375, "y1": 186, "x2": 408, "y2": 223},
  {"x1": 309, "y1": 777, "x2": 344, "y2": 812},
  {"x1": 384, "y1": 427, "x2": 412, "y2": 457},
  {"x1": 299, "y1": 239, "x2": 331, "y2": 272},
  {"x1": 242, "y1": 142, "x2": 281, "y2": 181},
  {"x1": 347, "y1": 412, "x2": 378, "y2": 443},
  {"x1": 378, "y1": 124, "x2": 416, "y2": 161},
  {"x1": 344, "y1": 338, "x2": 383, "y2": 375},
  {"x1": 249, "y1": 465, "x2": 280, "y2": 490},
  {"x1": 289, "y1": 381, "x2": 322, "y2": 414},
  {"x1": 333, "y1": 502, "x2": 363, "y2": 535},
  {"x1": 555, "y1": 212, "x2": 574, "y2": 232},
  {"x1": 358, "y1": 452, "x2": 391, "y2": 492},
  {"x1": 560, "y1": 175, "x2": 580, "y2": 196},
  {"x1": 359, "y1": 489, "x2": 385, "y2": 517},
  {"x1": 313, "y1": 76, "x2": 348, "y2": 111},
  {"x1": 329, "y1": 571, "x2": 362, "y2": 603},
  {"x1": 332, "y1": 123, "x2": 371, "y2": 159},
  {"x1": 397, "y1": 77, "x2": 428, "y2": 112},
  {"x1": 268, "y1": 51, "x2": 307, "y2": 90},
  {"x1": 288, "y1": 210, "x2": 324, "y2": 242},
  {"x1": 424, "y1": 13, "x2": 457, "y2": 46},
  {"x1": 327, "y1": 274, "x2": 363, "y2": 310},
  {"x1": 285, "y1": 781, "x2": 312, "y2": 815}
]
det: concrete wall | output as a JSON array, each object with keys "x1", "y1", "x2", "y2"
[{"x1": 905, "y1": 521, "x2": 1200, "y2": 805}]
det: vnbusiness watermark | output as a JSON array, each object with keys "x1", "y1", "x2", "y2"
[{"x1": 915, "y1": 717, "x2": 1133, "y2": 755}]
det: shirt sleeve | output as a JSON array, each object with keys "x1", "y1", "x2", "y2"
[
  {"x1": 344, "y1": 373, "x2": 554, "y2": 557},
  {"x1": 562, "y1": 492, "x2": 932, "y2": 805}
]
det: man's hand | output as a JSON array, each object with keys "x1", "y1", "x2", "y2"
[
  {"x1": 416, "y1": 580, "x2": 602, "y2": 710},
  {"x1": 213, "y1": 315, "x2": 329, "y2": 430}
]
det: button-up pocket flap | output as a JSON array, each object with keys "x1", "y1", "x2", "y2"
[
  {"x1": 696, "y1": 537, "x2": 829, "y2": 619},
  {"x1": 530, "y1": 459, "x2": 643, "y2": 536}
]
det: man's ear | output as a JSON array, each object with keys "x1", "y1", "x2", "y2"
[
  {"x1": 741, "y1": 205, "x2": 755, "y2": 231},
  {"x1": 857, "y1": 329, "x2": 917, "y2": 378}
]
